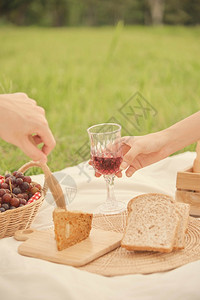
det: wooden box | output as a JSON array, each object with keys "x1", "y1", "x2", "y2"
[
  {"x1": 176, "y1": 167, "x2": 200, "y2": 216},
  {"x1": 175, "y1": 142, "x2": 200, "y2": 217}
]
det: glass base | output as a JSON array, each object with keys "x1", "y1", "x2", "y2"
[{"x1": 97, "y1": 201, "x2": 126, "y2": 215}]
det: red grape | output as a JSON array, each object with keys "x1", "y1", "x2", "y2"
[
  {"x1": 0, "y1": 189, "x2": 6, "y2": 197},
  {"x1": 19, "y1": 199, "x2": 27, "y2": 205},
  {"x1": 2, "y1": 203, "x2": 10, "y2": 210},
  {"x1": 10, "y1": 176, "x2": 16, "y2": 184},
  {"x1": 30, "y1": 187, "x2": 39, "y2": 195},
  {"x1": 10, "y1": 197, "x2": 19, "y2": 207},
  {"x1": 5, "y1": 173, "x2": 11, "y2": 178},
  {"x1": 17, "y1": 194, "x2": 24, "y2": 199},
  {"x1": 13, "y1": 187, "x2": 21, "y2": 195},
  {"x1": 21, "y1": 182, "x2": 30, "y2": 191},
  {"x1": 16, "y1": 178, "x2": 23, "y2": 185},
  {"x1": 23, "y1": 176, "x2": 31, "y2": 183},
  {"x1": 35, "y1": 183, "x2": 42, "y2": 191},
  {"x1": 16, "y1": 172, "x2": 24, "y2": 179},
  {"x1": 10, "y1": 206, "x2": 16, "y2": 210},
  {"x1": 1, "y1": 183, "x2": 9, "y2": 189},
  {"x1": 5, "y1": 178, "x2": 11, "y2": 184},
  {"x1": 22, "y1": 193, "x2": 28, "y2": 201},
  {"x1": 2, "y1": 194, "x2": 12, "y2": 203}
]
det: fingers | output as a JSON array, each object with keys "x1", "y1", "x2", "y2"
[
  {"x1": 124, "y1": 152, "x2": 161, "y2": 178},
  {"x1": 95, "y1": 172, "x2": 101, "y2": 177},
  {"x1": 19, "y1": 126, "x2": 55, "y2": 163},
  {"x1": 14, "y1": 92, "x2": 28, "y2": 98},
  {"x1": 120, "y1": 136, "x2": 133, "y2": 146},
  {"x1": 120, "y1": 143, "x2": 131, "y2": 156},
  {"x1": 32, "y1": 135, "x2": 43, "y2": 145},
  {"x1": 21, "y1": 123, "x2": 55, "y2": 163},
  {"x1": 125, "y1": 166, "x2": 137, "y2": 177},
  {"x1": 1, "y1": 93, "x2": 56, "y2": 162},
  {"x1": 116, "y1": 171, "x2": 122, "y2": 178},
  {"x1": 36, "y1": 126, "x2": 56, "y2": 156},
  {"x1": 120, "y1": 145, "x2": 140, "y2": 170},
  {"x1": 105, "y1": 136, "x2": 132, "y2": 155},
  {"x1": 88, "y1": 160, "x2": 101, "y2": 177},
  {"x1": 20, "y1": 136, "x2": 47, "y2": 163},
  {"x1": 28, "y1": 98, "x2": 37, "y2": 105},
  {"x1": 106, "y1": 139, "x2": 122, "y2": 154},
  {"x1": 14, "y1": 93, "x2": 37, "y2": 105},
  {"x1": 29, "y1": 98, "x2": 55, "y2": 155},
  {"x1": 36, "y1": 105, "x2": 45, "y2": 115}
]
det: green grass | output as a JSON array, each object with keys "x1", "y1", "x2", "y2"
[{"x1": 0, "y1": 25, "x2": 200, "y2": 174}]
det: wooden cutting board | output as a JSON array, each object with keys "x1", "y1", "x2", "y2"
[{"x1": 14, "y1": 228, "x2": 123, "y2": 267}]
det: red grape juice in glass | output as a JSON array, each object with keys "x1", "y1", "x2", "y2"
[{"x1": 92, "y1": 154, "x2": 122, "y2": 175}]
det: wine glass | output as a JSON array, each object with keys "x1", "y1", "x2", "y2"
[{"x1": 87, "y1": 123, "x2": 126, "y2": 215}]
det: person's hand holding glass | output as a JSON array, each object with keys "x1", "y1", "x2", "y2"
[{"x1": 87, "y1": 123, "x2": 126, "y2": 214}]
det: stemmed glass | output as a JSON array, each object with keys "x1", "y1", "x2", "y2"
[{"x1": 87, "y1": 123, "x2": 126, "y2": 215}]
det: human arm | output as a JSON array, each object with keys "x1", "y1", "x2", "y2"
[{"x1": 120, "y1": 111, "x2": 200, "y2": 176}]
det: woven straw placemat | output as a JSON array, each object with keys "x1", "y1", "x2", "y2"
[{"x1": 79, "y1": 212, "x2": 200, "y2": 276}]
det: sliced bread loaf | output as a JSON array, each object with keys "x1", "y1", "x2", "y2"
[
  {"x1": 121, "y1": 193, "x2": 179, "y2": 253},
  {"x1": 53, "y1": 208, "x2": 93, "y2": 251},
  {"x1": 173, "y1": 202, "x2": 190, "y2": 250}
]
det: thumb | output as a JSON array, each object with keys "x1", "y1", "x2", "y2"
[
  {"x1": 20, "y1": 136, "x2": 47, "y2": 163},
  {"x1": 120, "y1": 145, "x2": 140, "y2": 170}
]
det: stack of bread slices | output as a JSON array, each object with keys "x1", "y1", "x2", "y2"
[{"x1": 121, "y1": 193, "x2": 190, "y2": 253}]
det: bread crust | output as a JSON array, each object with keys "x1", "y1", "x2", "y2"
[
  {"x1": 127, "y1": 193, "x2": 175, "y2": 213},
  {"x1": 173, "y1": 203, "x2": 190, "y2": 250},
  {"x1": 121, "y1": 243, "x2": 174, "y2": 253}
]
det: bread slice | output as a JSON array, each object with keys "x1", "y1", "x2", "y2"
[
  {"x1": 121, "y1": 193, "x2": 179, "y2": 253},
  {"x1": 53, "y1": 208, "x2": 93, "y2": 251},
  {"x1": 173, "y1": 202, "x2": 190, "y2": 250}
]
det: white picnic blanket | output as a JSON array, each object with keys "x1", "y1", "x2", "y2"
[{"x1": 1, "y1": 152, "x2": 200, "y2": 300}]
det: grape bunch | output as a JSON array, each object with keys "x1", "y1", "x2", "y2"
[{"x1": 0, "y1": 171, "x2": 41, "y2": 213}]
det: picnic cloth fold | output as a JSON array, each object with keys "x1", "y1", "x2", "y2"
[{"x1": 1, "y1": 152, "x2": 200, "y2": 300}]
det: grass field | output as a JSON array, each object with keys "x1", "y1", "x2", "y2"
[{"x1": 0, "y1": 25, "x2": 200, "y2": 174}]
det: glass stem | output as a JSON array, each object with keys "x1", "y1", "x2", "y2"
[{"x1": 104, "y1": 175, "x2": 116, "y2": 204}]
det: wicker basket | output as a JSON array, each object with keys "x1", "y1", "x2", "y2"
[{"x1": 0, "y1": 161, "x2": 48, "y2": 238}]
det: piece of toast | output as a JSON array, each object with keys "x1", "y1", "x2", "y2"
[
  {"x1": 53, "y1": 208, "x2": 93, "y2": 251},
  {"x1": 121, "y1": 193, "x2": 179, "y2": 253}
]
